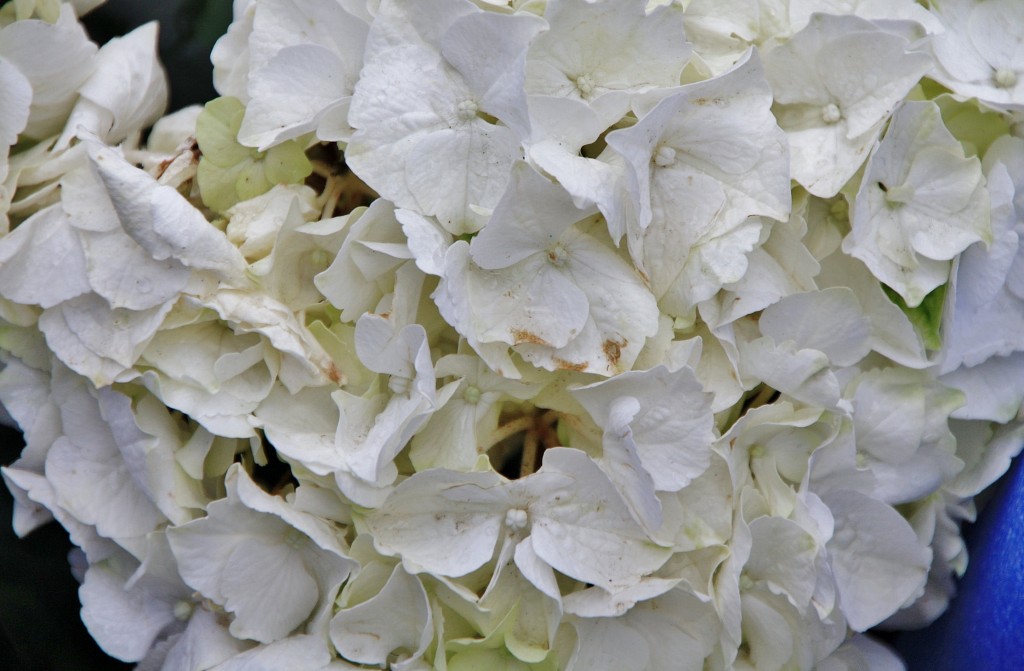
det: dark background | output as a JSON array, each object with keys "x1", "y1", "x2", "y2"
[{"x1": 1, "y1": 1, "x2": 1022, "y2": 669}]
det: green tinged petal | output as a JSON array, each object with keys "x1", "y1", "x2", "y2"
[
  {"x1": 196, "y1": 97, "x2": 312, "y2": 212},
  {"x1": 884, "y1": 283, "x2": 946, "y2": 351},
  {"x1": 933, "y1": 95, "x2": 1010, "y2": 158}
]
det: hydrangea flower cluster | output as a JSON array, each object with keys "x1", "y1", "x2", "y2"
[{"x1": 2, "y1": 0, "x2": 1023, "y2": 669}]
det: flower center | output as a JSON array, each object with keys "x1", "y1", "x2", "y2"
[
  {"x1": 457, "y1": 99, "x2": 479, "y2": 122},
  {"x1": 575, "y1": 73, "x2": 596, "y2": 97},
  {"x1": 994, "y1": 67, "x2": 1017, "y2": 89},
  {"x1": 310, "y1": 248, "x2": 331, "y2": 273},
  {"x1": 821, "y1": 103, "x2": 842, "y2": 124},
  {"x1": 547, "y1": 242, "x2": 569, "y2": 266},
  {"x1": 173, "y1": 600, "x2": 194, "y2": 621},
  {"x1": 505, "y1": 507, "x2": 529, "y2": 529},
  {"x1": 462, "y1": 384, "x2": 482, "y2": 404},
  {"x1": 389, "y1": 375, "x2": 413, "y2": 396},
  {"x1": 654, "y1": 145, "x2": 677, "y2": 167},
  {"x1": 884, "y1": 183, "x2": 916, "y2": 206}
]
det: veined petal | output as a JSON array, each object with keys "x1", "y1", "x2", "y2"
[
  {"x1": 364, "y1": 468, "x2": 510, "y2": 577},
  {"x1": 823, "y1": 490, "x2": 930, "y2": 631},
  {"x1": 523, "y1": 448, "x2": 671, "y2": 591}
]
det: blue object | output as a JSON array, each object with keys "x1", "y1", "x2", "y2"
[{"x1": 894, "y1": 454, "x2": 1024, "y2": 670}]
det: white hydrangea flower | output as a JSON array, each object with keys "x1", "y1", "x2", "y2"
[
  {"x1": 137, "y1": 314, "x2": 281, "y2": 438},
  {"x1": 57, "y1": 21, "x2": 168, "y2": 150},
  {"x1": 607, "y1": 51, "x2": 790, "y2": 317},
  {"x1": 2, "y1": 2, "x2": 1023, "y2": 668},
  {"x1": 346, "y1": 0, "x2": 545, "y2": 233},
  {"x1": 938, "y1": 139, "x2": 1024, "y2": 423},
  {"x1": 438, "y1": 161, "x2": 659, "y2": 376},
  {"x1": 330, "y1": 564, "x2": 434, "y2": 669},
  {"x1": 365, "y1": 448, "x2": 672, "y2": 593},
  {"x1": 764, "y1": 13, "x2": 932, "y2": 197},
  {"x1": 237, "y1": 0, "x2": 369, "y2": 149},
  {"x1": 682, "y1": 0, "x2": 790, "y2": 77},
  {"x1": 571, "y1": 364, "x2": 715, "y2": 532},
  {"x1": 0, "y1": 5, "x2": 96, "y2": 139},
  {"x1": 410, "y1": 352, "x2": 541, "y2": 471},
  {"x1": 315, "y1": 199, "x2": 412, "y2": 322},
  {"x1": 166, "y1": 464, "x2": 356, "y2": 644},
  {"x1": 929, "y1": 0, "x2": 1024, "y2": 111},
  {"x1": 843, "y1": 101, "x2": 991, "y2": 307},
  {"x1": 78, "y1": 534, "x2": 239, "y2": 665},
  {"x1": 525, "y1": 0, "x2": 692, "y2": 125},
  {"x1": 821, "y1": 489, "x2": 931, "y2": 631}
]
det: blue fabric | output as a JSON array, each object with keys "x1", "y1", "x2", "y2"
[{"x1": 893, "y1": 455, "x2": 1024, "y2": 670}]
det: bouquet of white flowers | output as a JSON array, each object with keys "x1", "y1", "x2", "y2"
[{"x1": 2, "y1": 0, "x2": 1022, "y2": 669}]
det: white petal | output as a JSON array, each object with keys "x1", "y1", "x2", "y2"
[
  {"x1": 823, "y1": 490, "x2": 931, "y2": 631},
  {"x1": 330, "y1": 565, "x2": 431, "y2": 666},
  {"x1": 0, "y1": 205, "x2": 91, "y2": 308},
  {"x1": 240, "y1": 45, "x2": 351, "y2": 150},
  {"x1": 365, "y1": 469, "x2": 510, "y2": 577},
  {"x1": 765, "y1": 14, "x2": 931, "y2": 197},
  {"x1": 89, "y1": 144, "x2": 248, "y2": 282},
  {"x1": 566, "y1": 617, "x2": 650, "y2": 671},
  {"x1": 758, "y1": 288, "x2": 872, "y2": 367},
  {"x1": 573, "y1": 365, "x2": 715, "y2": 492},
  {"x1": 525, "y1": 448, "x2": 671, "y2": 590},
  {"x1": 442, "y1": 10, "x2": 545, "y2": 140},
  {"x1": 471, "y1": 161, "x2": 593, "y2": 270},
  {"x1": 844, "y1": 101, "x2": 990, "y2": 306},
  {"x1": 39, "y1": 293, "x2": 173, "y2": 385},
  {"x1": 45, "y1": 424, "x2": 165, "y2": 541},
  {"x1": 592, "y1": 395, "x2": 663, "y2": 533},
  {"x1": 0, "y1": 6, "x2": 96, "y2": 138},
  {"x1": 526, "y1": 0, "x2": 691, "y2": 114},
  {"x1": 0, "y1": 56, "x2": 31, "y2": 167},
  {"x1": 942, "y1": 352, "x2": 1024, "y2": 423},
  {"x1": 221, "y1": 538, "x2": 319, "y2": 643},
  {"x1": 59, "y1": 22, "x2": 167, "y2": 148}
]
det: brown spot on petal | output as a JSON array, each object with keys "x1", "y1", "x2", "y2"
[
  {"x1": 512, "y1": 328, "x2": 549, "y2": 346},
  {"x1": 553, "y1": 357, "x2": 588, "y2": 372},
  {"x1": 325, "y1": 362, "x2": 345, "y2": 385},
  {"x1": 156, "y1": 158, "x2": 174, "y2": 178},
  {"x1": 603, "y1": 338, "x2": 626, "y2": 367}
]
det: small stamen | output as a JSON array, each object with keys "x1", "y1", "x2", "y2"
[
  {"x1": 547, "y1": 242, "x2": 569, "y2": 266},
  {"x1": 884, "y1": 183, "x2": 916, "y2": 206},
  {"x1": 995, "y1": 68, "x2": 1017, "y2": 89},
  {"x1": 173, "y1": 600, "x2": 194, "y2": 621},
  {"x1": 654, "y1": 145, "x2": 677, "y2": 167},
  {"x1": 505, "y1": 508, "x2": 529, "y2": 530},
  {"x1": 821, "y1": 103, "x2": 842, "y2": 124},
  {"x1": 457, "y1": 99, "x2": 479, "y2": 122},
  {"x1": 575, "y1": 74, "x2": 596, "y2": 97},
  {"x1": 462, "y1": 384, "x2": 482, "y2": 404},
  {"x1": 389, "y1": 375, "x2": 412, "y2": 396}
]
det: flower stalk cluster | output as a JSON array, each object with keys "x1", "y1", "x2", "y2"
[{"x1": 1, "y1": 1, "x2": 1023, "y2": 669}]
